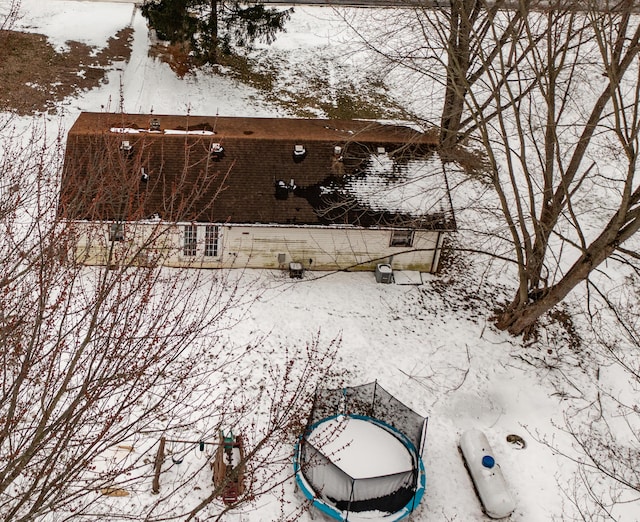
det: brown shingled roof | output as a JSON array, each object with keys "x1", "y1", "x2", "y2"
[{"x1": 60, "y1": 112, "x2": 455, "y2": 230}]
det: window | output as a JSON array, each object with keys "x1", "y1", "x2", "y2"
[
  {"x1": 204, "y1": 225, "x2": 219, "y2": 257},
  {"x1": 390, "y1": 229, "x2": 414, "y2": 247},
  {"x1": 109, "y1": 223, "x2": 124, "y2": 242},
  {"x1": 183, "y1": 225, "x2": 197, "y2": 256}
]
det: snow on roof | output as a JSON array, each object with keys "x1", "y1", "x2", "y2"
[
  {"x1": 338, "y1": 153, "x2": 450, "y2": 219},
  {"x1": 62, "y1": 112, "x2": 454, "y2": 229}
]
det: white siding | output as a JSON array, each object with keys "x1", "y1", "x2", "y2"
[
  {"x1": 69, "y1": 221, "x2": 444, "y2": 272},
  {"x1": 221, "y1": 226, "x2": 440, "y2": 272}
]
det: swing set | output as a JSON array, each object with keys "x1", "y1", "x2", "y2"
[
  {"x1": 212, "y1": 431, "x2": 246, "y2": 504},
  {"x1": 152, "y1": 430, "x2": 246, "y2": 505}
]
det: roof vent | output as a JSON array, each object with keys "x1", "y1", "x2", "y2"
[
  {"x1": 149, "y1": 118, "x2": 161, "y2": 132},
  {"x1": 334, "y1": 146, "x2": 342, "y2": 155},
  {"x1": 377, "y1": 146, "x2": 386, "y2": 154},
  {"x1": 293, "y1": 144, "x2": 307, "y2": 163},
  {"x1": 210, "y1": 142, "x2": 225, "y2": 160},
  {"x1": 140, "y1": 167, "x2": 149, "y2": 183},
  {"x1": 275, "y1": 179, "x2": 289, "y2": 200},
  {"x1": 120, "y1": 140, "x2": 133, "y2": 158}
]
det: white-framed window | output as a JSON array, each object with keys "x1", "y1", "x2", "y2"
[
  {"x1": 109, "y1": 222, "x2": 125, "y2": 242},
  {"x1": 390, "y1": 229, "x2": 414, "y2": 247},
  {"x1": 204, "y1": 225, "x2": 219, "y2": 257},
  {"x1": 183, "y1": 225, "x2": 197, "y2": 256}
]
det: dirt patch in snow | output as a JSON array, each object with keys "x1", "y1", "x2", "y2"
[
  {"x1": 0, "y1": 27, "x2": 133, "y2": 115},
  {"x1": 147, "y1": 39, "x2": 411, "y2": 120}
]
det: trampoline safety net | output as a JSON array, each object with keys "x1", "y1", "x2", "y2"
[
  {"x1": 299, "y1": 381, "x2": 428, "y2": 515},
  {"x1": 307, "y1": 382, "x2": 427, "y2": 456}
]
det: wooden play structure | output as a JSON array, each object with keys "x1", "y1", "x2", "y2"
[{"x1": 212, "y1": 431, "x2": 246, "y2": 504}]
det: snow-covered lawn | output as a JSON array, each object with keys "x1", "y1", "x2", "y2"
[{"x1": 2, "y1": 1, "x2": 638, "y2": 521}]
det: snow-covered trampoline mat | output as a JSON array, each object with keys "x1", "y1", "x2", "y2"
[{"x1": 306, "y1": 416, "x2": 413, "y2": 478}]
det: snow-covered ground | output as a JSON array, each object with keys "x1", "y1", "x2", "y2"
[{"x1": 2, "y1": 1, "x2": 638, "y2": 521}]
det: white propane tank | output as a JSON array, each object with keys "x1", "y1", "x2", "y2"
[{"x1": 459, "y1": 429, "x2": 516, "y2": 519}]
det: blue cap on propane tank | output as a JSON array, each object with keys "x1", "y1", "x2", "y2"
[{"x1": 482, "y1": 455, "x2": 495, "y2": 468}]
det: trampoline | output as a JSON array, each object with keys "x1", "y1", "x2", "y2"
[{"x1": 294, "y1": 382, "x2": 427, "y2": 521}]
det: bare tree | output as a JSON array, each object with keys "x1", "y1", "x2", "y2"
[
  {"x1": 343, "y1": 1, "x2": 640, "y2": 335},
  {"x1": 0, "y1": 121, "x2": 339, "y2": 521},
  {"x1": 463, "y1": 1, "x2": 640, "y2": 335},
  {"x1": 434, "y1": 0, "x2": 640, "y2": 335},
  {"x1": 532, "y1": 276, "x2": 640, "y2": 521},
  {"x1": 338, "y1": 0, "x2": 538, "y2": 149},
  {"x1": 0, "y1": 0, "x2": 21, "y2": 33},
  {"x1": 439, "y1": 0, "x2": 534, "y2": 151}
]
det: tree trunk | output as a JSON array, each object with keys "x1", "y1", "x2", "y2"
[
  {"x1": 440, "y1": 0, "x2": 476, "y2": 152},
  {"x1": 440, "y1": 71, "x2": 467, "y2": 152},
  {"x1": 497, "y1": 270, "x2": 589, "y2": 337},
  {"x1": 208, "y1": 0, "x2": 219, "y2": 63},
  {"x1": 497, "y1": 226, "x2": 630, "y2": 336}
]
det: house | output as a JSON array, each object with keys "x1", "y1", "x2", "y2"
[{"x1": 59, "y1": 112, "x2": 455, "y2": 272}]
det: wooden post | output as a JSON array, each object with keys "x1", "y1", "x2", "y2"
[{"x1": 152, "y1": 436, "x2": 165, "y2": 494}]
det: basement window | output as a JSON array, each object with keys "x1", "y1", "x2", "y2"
[
  {"x1": 390, "y1": 229, "x2": 414, "y2": 247},
  {"x1": 183, "y1": 225, "x2": 197, "y2": 256},
  {"x1": 109, "y1": 223, "x2": 125, "y2": 242}
]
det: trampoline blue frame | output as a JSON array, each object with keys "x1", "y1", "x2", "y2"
[{"x1": 293, "y1": 414, "x2": 426, "y2": 521}]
